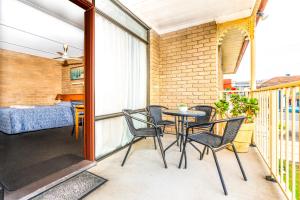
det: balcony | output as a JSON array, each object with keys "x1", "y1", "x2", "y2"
[
  {"x1": 85, "y1": 134, "x2": 285, "y2": 199},
  {"x1": 83, "y1": 81, "x2": 300, "y2": 199},
  {"x1": 1, "y1": 0, "x2": 299, "y2": 199},
  {"x1": 87, "y1": 0, "x2": 297, "y2": 199}
]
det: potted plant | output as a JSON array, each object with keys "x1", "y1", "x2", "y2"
[
  {"x1": 214, "y1": 99, "x2": 229, "y2": 119},
  {"x1": 229, "y1": 94, "x2": 243, "y2": 117},
  {"x1": 214, "y1": 99, "x2": 229, "y2": 133},
  {"x1": 178, "y1": 103, "x2": 188, "y2": 112},
  {"x1": 227, "y1": 95, "x2": 259, "y2": 152}
]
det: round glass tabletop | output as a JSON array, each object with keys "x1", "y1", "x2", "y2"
[{"x1": 162, "y1": 109, "x2": 206, "y2": 117}]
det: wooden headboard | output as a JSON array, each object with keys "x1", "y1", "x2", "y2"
[{"x1": 55, "y1": 94, "x2": 84, "y2": 102}]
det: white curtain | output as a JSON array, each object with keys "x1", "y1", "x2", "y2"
[{"x1": 95, "y1": 14, "x2": 147, "y2": 158}]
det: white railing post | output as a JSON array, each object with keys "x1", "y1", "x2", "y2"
[
  {"x1": 275, "y1": 89, "x2": 279, "y2": 178},
  {"x1": 270, "y1": 90, "x2": 277, "y2": 177},
  {"x1": 280, "y1": 89, "x2": 284, "y2": 184},
  {"x1": 291, "y1": 87, "x2": 296, "y2": 199},
  {"x1": 285, "y1": 88, "x2": 290, "y2": 194},
  {"x1": 298, "y1": 87, "x2": 300, "y2": 200}
]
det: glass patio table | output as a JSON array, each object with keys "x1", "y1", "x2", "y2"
[{"x1": 162, "y1": 109, "x2": 206, "y2": 168}]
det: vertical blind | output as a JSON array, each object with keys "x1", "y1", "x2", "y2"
[{"x1": 94, "y1": 11, "x2": 147, "y2": 158}]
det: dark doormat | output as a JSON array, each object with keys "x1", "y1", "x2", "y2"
[
  {"x1": 30, "y1": 171, "x2": 107, "y2": 200},
  {"x1": 0, "y1": 154, "x2": 84, "y2": 191}
]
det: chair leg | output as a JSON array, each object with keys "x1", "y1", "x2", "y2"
[
  {"x1": 184, "y1": 148, "x2": 187, "y2": 169},
  {"x1": 71, "y1": 125, "x2": 75, "y2": 136},
  {"x1": 121, "y1": 137, "x2": 135, "y2": 167},
  {"x1": 153, "y1": 137, "x2": 157, "y2": 149},
  {"x1": 232, "y1": 143, "x2": 247, "y2": 181},
  {"x1": 179, "y1": 134, "x2": 183, "y2": 152},
  {"x1": 163, "y1": 140, "x2": 178, "y2": 154},
  {"x1": 211, "y1": 148, "x2": 228, "y2": 195},
  {"x1": 201, "y1": 146, "x2": 207, "y2": 160},
  {"x1": 189, "y1": 141, "x2": 202, "y2": 159},
  {"x1": 157, "y1": 136, "x2": 168, "y2": 168},
  {"x1": 179, "y1": 134, "x2": 188, "y2": 169},
  {"x1": 175, "y1": 117, "x2": 179, "y2": 146},
  {"x1": 81, "y1": 118, "x2": 84, "y2": 136}
]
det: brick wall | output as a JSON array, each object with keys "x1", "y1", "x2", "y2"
[
  {"x1": 0, "y1": 49, "x2": 62, "y2": 106},
  {"x1": 62, "y1": 66, "x2": 84, "y2": 94},
  {"x1": 149, "y1": 30, "x2": 160, "y2": 105},
  {"x1": 149, "y1": 22, "x2": 219, "y2": 109}
]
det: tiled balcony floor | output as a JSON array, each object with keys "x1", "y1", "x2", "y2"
[{"x1": 86, "y1": 135, "x2": 285, "y2": 200}]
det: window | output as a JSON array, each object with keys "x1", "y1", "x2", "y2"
[
  {"x1": 95, "y1": 0, "x2": 148, "y2": 41},
  {"x1": 94, "y1": 0, "x2": 148, "y2": 158}
]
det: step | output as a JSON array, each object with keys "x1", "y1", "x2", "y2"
[{"x1": 4, "y1": 160, "x2": 96, "y2": 200}]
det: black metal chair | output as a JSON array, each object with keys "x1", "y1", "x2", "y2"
[
  {"x1": 179, "y1": 105, "x2": 216, "y2": 155},
  {"x1": 178, "y1": 105, "x2": 216, "y2": 133},
  {"x1": 122, "y1": 109, "x2": 168, "y2": 168},
  {"x1": 147, "y1": 105, "x2": 179, "y2": 147},
  {"x1": 188, "y1": 105, "x2": 216, "y2": 129},
  {"x1": 146, "y1": 105, "x2": 176, "y2": 132},
  {"x1": 179, "y1": 117, "x2": 247, "y2": 195}
]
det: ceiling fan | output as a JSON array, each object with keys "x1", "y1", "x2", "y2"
[{"x1": 53, "y1": 44, "x2": 83, "y2": 66}]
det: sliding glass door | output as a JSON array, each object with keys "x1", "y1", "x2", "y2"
[{"x1": 94, "y1": 0, "x2": 149, "y2": 159}]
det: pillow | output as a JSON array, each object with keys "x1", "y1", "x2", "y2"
[
  {"x1": 71, "y1": 101, "x2": 84, "y2": 107},
  {"x1": 56, "y1": 101, "x2": 72, "y2": 107},
  {"x1": 10, "y1": 105, "x2": 35, "y2": 109}
]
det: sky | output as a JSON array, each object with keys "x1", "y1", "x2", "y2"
[{"x1": 224, "y1": 0, "x2": 300, "y2": 82}]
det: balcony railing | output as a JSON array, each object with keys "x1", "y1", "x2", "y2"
[
  {"x1": 253, "y1": 81, "x2": 300, "y2": 200},
  {"x1": 220, "y1": 81, "x2": 300, "y2": 200},
  {"x1": 219, "y1": 90, "x2": 250, "y2": 101}
]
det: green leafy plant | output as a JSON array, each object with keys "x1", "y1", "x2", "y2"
[
  {"x1": 214, "y1": 94, "x2": 259, "y2": 123},
  {"x1": 178, "y1": 103, "x2": 188, "y2": 107},
  {"x1": 214, "y1": 99, "x2": 229, "y2": 119},
  {"x1": 230, "y1": 94, "x2": 243, "y2": 117},
  {"x1": 241, "y1": 97, "x2": 259, "y2": 123}
]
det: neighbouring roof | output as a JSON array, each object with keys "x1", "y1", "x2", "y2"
[{"x1": 258, "y1": 75, "x2": 300, "y2": 88}]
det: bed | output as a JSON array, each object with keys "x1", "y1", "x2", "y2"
[{"x1": 0, "y1": 103, "x2": 74, "y2": 135}]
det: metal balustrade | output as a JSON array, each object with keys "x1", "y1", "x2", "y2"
[
  {"x1": 220, "y1": 81, "x2": 300, "y2": 199},
  {"x1": 253, "y1": 81, "x2": 300, "y2": 200}
]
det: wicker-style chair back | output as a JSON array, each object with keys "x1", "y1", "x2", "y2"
[
  {"x1": 221, "y1": 117, "x2": 245, "y2": 145},
  {"x1": 190, "y1": 105, "x2": 216, "y2": 123},
  {"x1": 123, "y1": 109, "x2": 137, "y2": 136},
  {"x1": 146, "y1": 105, "x2": 168, "y2": 124}
]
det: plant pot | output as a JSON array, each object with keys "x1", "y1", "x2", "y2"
[
  {"x1": 227, "y1": 123, "x2": 254, "y2": 153},
  {"x1": 215, "y1": 122, "x2": 226, "y2": 136}
]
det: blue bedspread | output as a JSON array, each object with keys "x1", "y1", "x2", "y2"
[{"x1": 0, "y1": 104, "x2": 74, "y2": 134}]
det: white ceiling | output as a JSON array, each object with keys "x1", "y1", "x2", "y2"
[
  {"x1": 0, "y1": 0, "x2": 84, "y2": 59},
  {"x1": 119, "y1": 0, "x2": 256, "y2": 34},
  {"x1": 19, "y1": 0, "x2": 84, "y2": 30}
]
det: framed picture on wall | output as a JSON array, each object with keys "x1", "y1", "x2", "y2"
[{"x1": 70, "y1": 66, "x2": 84, "y2": 80}]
